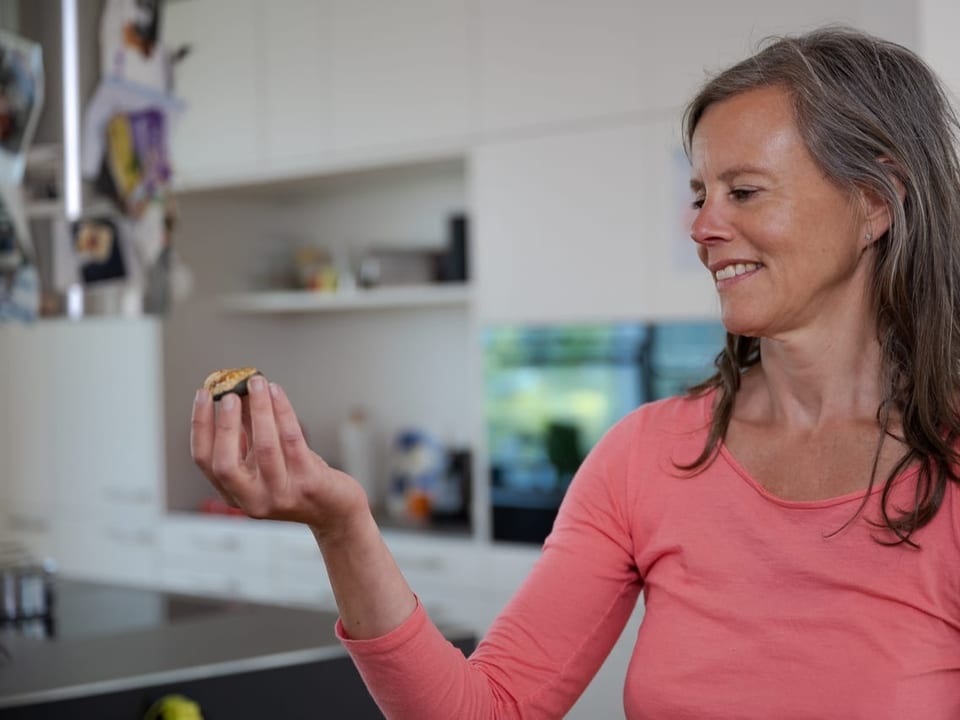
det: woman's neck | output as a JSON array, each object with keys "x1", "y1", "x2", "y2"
[{"x1": 739, "y1": 320, "x2": 887, "y2": 431}]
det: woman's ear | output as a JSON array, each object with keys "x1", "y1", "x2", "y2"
[{"x1": 859, "y1": 158, "x2": 906, "y2": 249}]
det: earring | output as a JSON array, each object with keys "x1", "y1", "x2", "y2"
[{"x1": 865, "y1": 230, "x2": 873, "y2": 243}]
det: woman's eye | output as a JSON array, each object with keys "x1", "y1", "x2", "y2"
[
  {"x1": 691, "y1": 196, "x2": 705, "y2": 209},
  {"x1": 730, "y1": 188, "x2": 756, "y2": 201}
]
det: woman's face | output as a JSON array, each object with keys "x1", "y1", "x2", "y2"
[{"x1": 689, "y1": 85, "x2": 870, "y2": 339}]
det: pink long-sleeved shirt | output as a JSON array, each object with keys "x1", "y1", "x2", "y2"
[{"x1": 339, "y1": 391, "x2": 960, "y2": 718}]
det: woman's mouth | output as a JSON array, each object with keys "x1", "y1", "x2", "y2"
[{"x1": 714, "y1": 262, "x2": 762, "y2": 283}]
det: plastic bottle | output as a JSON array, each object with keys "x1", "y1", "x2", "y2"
[{"x1": 339, "y1": 408, "x2": 378, "y2": 509}]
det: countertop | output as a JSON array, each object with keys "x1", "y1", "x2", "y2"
[{"x1": 0, "y1": 578, "x2": 474, "y2": 714}]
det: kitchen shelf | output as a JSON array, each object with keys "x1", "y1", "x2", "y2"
[
  {"x1": 25, "y1": 200, "x2": 64, "y2": 220},
  {"x1": 218, "y1": 283, "x2": 472, "y2": 314}
]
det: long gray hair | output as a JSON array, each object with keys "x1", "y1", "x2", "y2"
[{"x1": 681, "y1": 27, "x2": 960, "y2": 545}]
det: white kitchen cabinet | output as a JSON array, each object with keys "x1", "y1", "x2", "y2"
[
  {"x1": 0, "y1": 327, "x2": 8, "y2": 540},
  {"x1": 0, "y1": 318, "x2": 166, "y2": 580},
  {"x1": 919, "y1": 0, "x2": 960, "y2": 94},
  {"x1": 48, "y1": 318, "x2": 165, "y2": 583},
  {"x1": 47, "y1": 319, "x2": 165, "y2": 518},
  {"x1": 53, "y1": 514, "x2": 158, "y2": 587},
  {"x1": 266, "y1": 528, "x2": 336, "y2": 609},
  {"x1": 157, "y1": 514, "x2": 276, "y2": 601},
  {"x1": 627, "y1": 0, "x2": 870, "y2": 118},
  {"x1": 331, "y1": 0, "x2": 472, "y2": 154},
  {"x1": 165, "y1": 0, "x2": 471, "y2": 189},
  {"x1": 0, "y1": 323, "x2": 57, "y2": 560},
  {"x1": 1, "y1": 513, "x2": 56, "y2": 564},
  {"x1": 1, "y1": 323, "x2": 56, "y2": 512},
  {"x1": 474, "y1": 0, "x2": 888, "y2": 137},
  {"x1": 472, "y1": 120, "x2": 717, "y2": 324},
  {"x1": 474, "y1": 0, "x2": 647, "y2": 136},
  {"x1": 262, "y1": 0, "x2": 335, "y2": 171},
  {"x1": 164, "y1": 0, "x2": 262, "y2": 187}
]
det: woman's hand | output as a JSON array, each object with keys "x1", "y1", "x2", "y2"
[{"x1": 190, "y1": 375, "x2": 370, "y2": 541}]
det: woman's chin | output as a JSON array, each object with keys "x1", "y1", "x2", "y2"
[{"x1": 720, "y1": 312, "x2": 764, "y2": 338}]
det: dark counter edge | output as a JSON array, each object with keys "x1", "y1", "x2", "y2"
[{"x1": 0, "y1": 643, "x2": 351, "y2": 709}]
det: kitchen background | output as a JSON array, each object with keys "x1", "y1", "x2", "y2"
[{"x1": 0, "y1": 1, "x2": 950, "y2": 716}]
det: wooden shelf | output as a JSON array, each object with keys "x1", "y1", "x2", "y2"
[{"x1": 218, "y1": 284, "x2": 472, "y2": 314}]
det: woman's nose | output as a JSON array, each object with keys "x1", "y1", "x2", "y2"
[{"x1": 689, "y1": 197, "x2": 733, "y2": 246}]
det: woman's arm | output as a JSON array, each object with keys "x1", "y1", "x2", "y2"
[{"x1": 191, "y1": 374, "x2": 642, "y2": 717}]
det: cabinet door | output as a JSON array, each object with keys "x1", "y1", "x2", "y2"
[
  {"x1": 158, "y1": 516, "x2": 275, "y2": 600},
  {"x1": 331, "y1": 0, "x2": 471, "y2": 154},
  {"x1": 476, "y1": 0, "x2": 878, "y2": 137},
  {"x1": 263, "y1": 0, "x2": 335, "y2": 171},
  {"x1": 475, "y1": 0, "x2": 645, "y2": 135},
  {"x1": 472, "y1": 121, "x2": 716, "y2": 324},
  {"x1": 921, "y1": 0, "x2": 960, "y2": 93},
  {"x1": 0, "y1": 326, "x2": 8, "y2": 529},
  {"x1": 1, "y1": 324, "x2": 56, "y2": 559},
  {"x1": 1, "y1": 324, "x2": 55, "y2": 513},
  {"x1": 48, "y1": 319, "x2": 164, "y2": 517},
  {"x1": 164, "y1": 0, "x2": 262, "y2": 187}
]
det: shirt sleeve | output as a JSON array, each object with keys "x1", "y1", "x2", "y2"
[{"x1": 338, "y1": 413, "x2": 644, "y2": 719}]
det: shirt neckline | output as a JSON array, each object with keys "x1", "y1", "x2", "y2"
[{"x1": 697, "y1": 387, "x2": 919, "y2": 510}]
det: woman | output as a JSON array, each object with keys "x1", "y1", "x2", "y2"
[{"x1": 191, "y1": 27, "x2": 960, "y2": 718}]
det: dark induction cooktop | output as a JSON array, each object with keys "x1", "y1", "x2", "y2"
[{"x1": 3, "y1": 578, "x2": 243, "y2": 643}]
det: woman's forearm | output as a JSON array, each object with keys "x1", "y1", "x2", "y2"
[{"x1": 312, "y1": 510, "x2": 418, "y2": 640}]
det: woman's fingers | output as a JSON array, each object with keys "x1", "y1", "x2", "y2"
[
  {"x1": 247, "y1": 375, "x2": 286, "y2": 483},
  {"x1": 269, "y1": 383, "x2": 316, "y2": 475},
  {"x1": 211, "y1": 393, "x2": 254, "y2": 498},
  {"x1": 191, "y1": 389, "x2": 240, "y2": 507},
  {"x1": 191, "y1": 389, "x2": 217, "y2": 476}
]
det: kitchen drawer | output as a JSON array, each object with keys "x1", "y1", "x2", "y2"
[
  {"x1": 485, "y1": 543, "x2": 541, "y2": 596},
  {"x1": 2, "y1": 510, "x2": 56, "y2": 562},
  {"x1": 266, "y1": 531, "x2": 335, "y2": 608},
  {"x1": 384, "y1": 534, "x2": 484, "y2": 591},
  {"x1": 267, "y1": 526, "x2": 323, "y2": 565},
  {"x1": 271, "y1": 571, "x2": 336, "y2": 610},
  {"x1": 53, "y1": 516, "x2": 158, "y2": 586},
  {"x1": 413, "y1": 580, "x2": 503, "y2": 635},
  {"x1": 159, "y1": 515, "x2": 273, "y2": 569},
  {"x1": 158, "y1": 563, "x2": 274, "y2": 602}
]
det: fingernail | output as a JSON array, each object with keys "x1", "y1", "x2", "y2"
[
  {"x1": 222, "y1": 394, "x2": 237, "y2": 410},
  {"x1": 269, "y1": 382, "x2": 282, "y2": 399},
  {"x1": 249, "y1": 375, "x2": 266, "y2": 392},
  {"x1": 195, "y1": 389, "x2": 210, "y2": 405}
]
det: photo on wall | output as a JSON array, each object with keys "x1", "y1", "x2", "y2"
[{"x1": 72, "y1": 217, "x2": 128, "y2": 284}]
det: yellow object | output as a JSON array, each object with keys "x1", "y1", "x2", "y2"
[
  {"x1": 143, "y1": 694, "x2": 204, "y2": 720},
  {"x1": 105, "y1": 114, "x2": 141, "y2": 197}
]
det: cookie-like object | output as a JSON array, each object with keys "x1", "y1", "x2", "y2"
[{"x1": 202, "y1": 367, "x2": 263, "y2": 401}]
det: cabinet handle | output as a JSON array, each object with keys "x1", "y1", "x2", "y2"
[
  {"x1": 106, "y1": 527, "x2": 155, "y2": 546},
  {"x1": 102, "y1": 487, "x2": 155, "y2": 505},
  {"x1": 7, "y1": 514, "x2": 49, "y2": 533},
  {"x1": 193, "y1": 536, "x2": 240, "y2": 553},
  {"x1": 394, "y1": 555, "x2": 446, "y2": 572}
]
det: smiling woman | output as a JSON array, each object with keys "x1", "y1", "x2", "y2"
[
  {"x1": 681, "y1": 29, "x2": 960, "y2": 530},
  {"x1": 190, "y1": 26, "x2": 960, "y2": 720}
]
